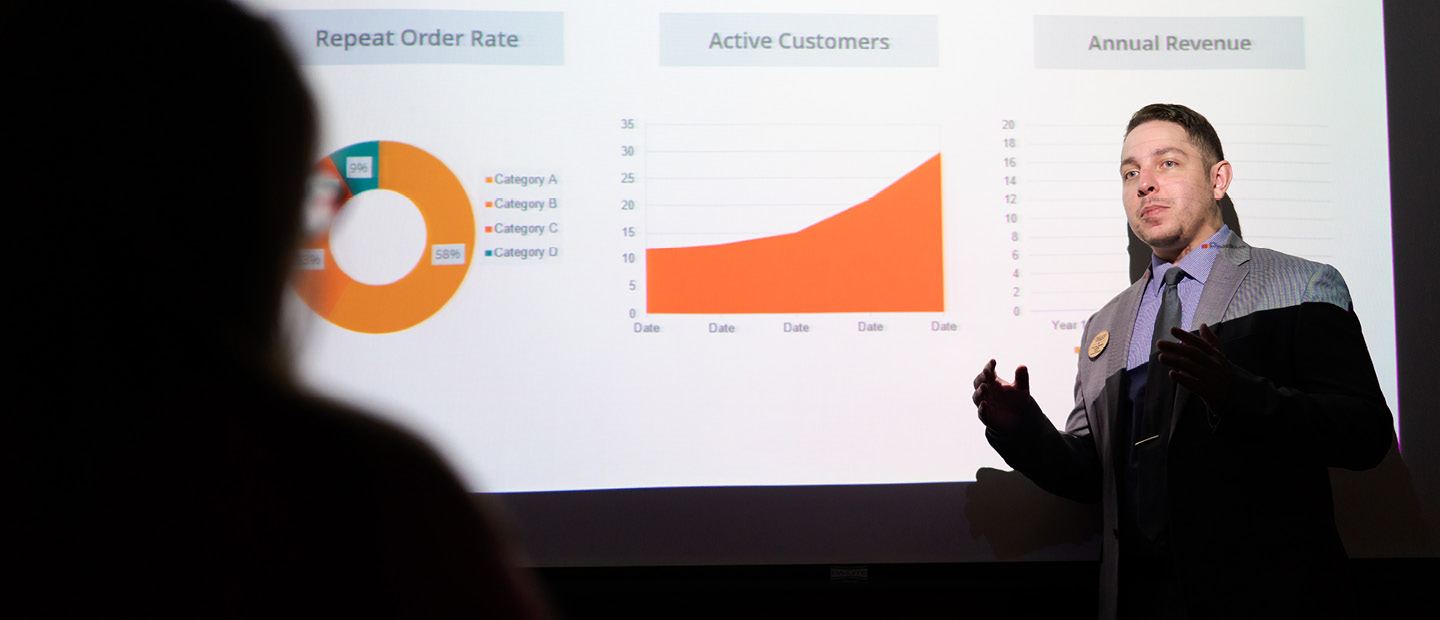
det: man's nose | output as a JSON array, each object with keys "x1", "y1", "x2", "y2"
[{"x1": 1135, "y1": 171, "x2": 1156, "y2": 196}]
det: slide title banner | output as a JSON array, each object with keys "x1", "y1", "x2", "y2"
[
  {"x1": 275, "y1": 10, "x2": 563, "y2": 65},
  {"x1": 660, "y1": 13, "x2": 938, "y2": 67},
  {"x1": 1035, "y1": 16, "x2": 1304, "y2": 70}
]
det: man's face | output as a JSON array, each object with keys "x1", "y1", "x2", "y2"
[{"x1": 1120, "y1": 120, "x2": 1229, "y2": 261}]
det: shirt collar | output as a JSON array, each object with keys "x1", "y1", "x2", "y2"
[{"x1": 1146, "y1": 225, "x2": 1230, "y2": 294}]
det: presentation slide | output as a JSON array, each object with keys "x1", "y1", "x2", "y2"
[{"x1": 251, "y1": 1, "x2": 1395, "y2": 497}]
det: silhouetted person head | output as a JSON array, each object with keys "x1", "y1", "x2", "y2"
[
  {"x1": 14, "y1": 0, "x2": 316, "y2": 388},
  {"x1": 13, "y1": 3, "x2": 547, "y2": 616}
]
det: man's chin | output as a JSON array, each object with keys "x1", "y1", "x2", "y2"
[{"x1": 1136, "y1": 233, "x2": 1181, "y2": 256}]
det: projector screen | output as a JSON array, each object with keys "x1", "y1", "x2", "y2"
[{"x1": 250, "y1": 0, "x2": 1421, "y2": 564}]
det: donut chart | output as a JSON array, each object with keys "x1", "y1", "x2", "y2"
[{"x1": 292, "y1": 141, "x2": 474, "y2": 334}]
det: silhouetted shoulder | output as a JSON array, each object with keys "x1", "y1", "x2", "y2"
[{"x1": 204, "y1": 377, "x2": 547, "y2": 618}]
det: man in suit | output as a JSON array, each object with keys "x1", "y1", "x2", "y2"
[{"x1": 971, "y1": 104, "x2": 1393, "y2": 619}]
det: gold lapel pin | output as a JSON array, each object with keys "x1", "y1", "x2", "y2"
[{"x1": 1088, "y1": 330, "x2": 1110, "y2": 360}]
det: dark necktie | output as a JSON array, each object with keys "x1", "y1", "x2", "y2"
[
  {"x1": 1134, "y1": 266, "x2": 1188, "y2": 544},
  {"x1": 1143, "y1": 266, "x2": 1188, "y2": 440},
  {"x1": 1149, "y1": 267, "x2": 1188, "y2": 359}
]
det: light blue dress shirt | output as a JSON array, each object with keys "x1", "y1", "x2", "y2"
[{"x1": 1125, "y1": 225, "x2": 1231, "y2": 371}]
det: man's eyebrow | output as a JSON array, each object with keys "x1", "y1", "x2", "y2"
[{"x1": 1120, "y1": 146, "x2": 1189, "y2": 169}]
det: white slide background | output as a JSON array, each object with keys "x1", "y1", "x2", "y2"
[{"x1": 250, "y1": 1, "x2": 1395, "y2": 493}]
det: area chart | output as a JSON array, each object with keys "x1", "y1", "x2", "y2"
[{"x1": 646, "y1": 154, "x2": 943, "y2": 314}]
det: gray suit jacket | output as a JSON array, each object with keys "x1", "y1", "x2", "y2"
[{"x1": 989, "y1": 234, "x2": 1393, "y2": 619}]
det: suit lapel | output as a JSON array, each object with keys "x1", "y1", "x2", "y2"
[
  {"x1": 1108, "y1": 276, "x2": 1148, "y2": 380},
  {"x1": 1096, "y1": 277, "x2": 1148, "y2": 452},
  {"x1": 1194, "y1": 234, "x2": 1251, "y2": 326}
]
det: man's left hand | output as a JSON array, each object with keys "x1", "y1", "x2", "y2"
[{"x1": 1157, "y1": 323, "x2": 1231, "y2": 410}]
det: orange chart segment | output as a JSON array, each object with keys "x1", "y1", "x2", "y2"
[
  {"x1": 292, "y1": 141, "x2": 475, "y2": 334},
  {"x1": 647, "y1": 154, "x2": 944, "y2": 314}
]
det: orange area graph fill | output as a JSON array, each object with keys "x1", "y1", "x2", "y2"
[{"x1": 647, "y1": 154, "x2": 943, "y2": 314}]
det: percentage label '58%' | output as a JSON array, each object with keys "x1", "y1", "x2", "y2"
[{"x1": 432, "y1": 243, "x2": 466, "y2": 265}]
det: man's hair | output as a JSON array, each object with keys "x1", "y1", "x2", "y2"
[{"x1": 1126, "y1": 103, "x2": 1225, "y2": 167}]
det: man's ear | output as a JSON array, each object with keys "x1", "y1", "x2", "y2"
[{"x1": 1210, "y1": 160, "x2": 1233, "y2": 200}]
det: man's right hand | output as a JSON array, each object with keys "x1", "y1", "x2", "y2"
[{"x1": 972, "y1": 359, "x2": 1039, "y2": 435}]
